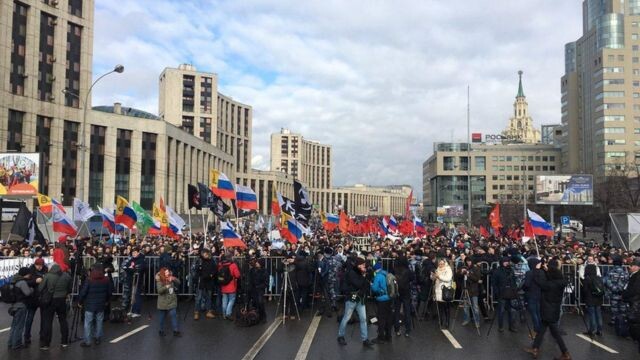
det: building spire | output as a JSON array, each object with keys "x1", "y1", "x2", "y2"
[{"x1": 517, "y1": 70, "x2": 525, "y2": 98}]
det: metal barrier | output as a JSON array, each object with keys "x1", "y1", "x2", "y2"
[{"x1": 0, "y1": 255, "x2": 633, "y2": 309}]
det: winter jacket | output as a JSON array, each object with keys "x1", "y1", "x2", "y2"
[
  {"x1": 395, "y1": 265, "x2": 414, "y2": 298},
  {"x1": 38, "y1": 264, "x2": 72, "y2": 299},
  {"x1": 534, "y1": 269, "x2": 566, "y2": 323},
  {"x1": 218, "y1": 261, "x2": 241, "y2": 294},
  {"x1": 492, "y1": 265, "x2": 517, "y2": 300},
  {"x1": 193, "y1": 257, "x2": 217, "y2": 290},
  {"x1": 458, "y1": 265, "x2": 481, "y2": 298},
  {"x1": 343, "y1": 266, "x2": 370, "y2": 300},
  {"x1": 156, "y1": 276, "x2": 180, "y2": 310},
  {"x1": 433, "y1": 264, "x2": 453, "y2": 302},
  {"x1": 523, "y1": 270, "x2": 542, "y2": 301},
  {"x1": 249, "y1": 267, "x2": 268, "y2": 291},
  {"x1": 10, "y1": 274, "x2": 34, "y2": 308},
  {"x1": 294, "y1": 257, "x2": 312, "y2": 288},
  {"x1": 79, "y1": 273, "x2": 113, "y2": 313},
  {"x1": 582, "y1": 275, "x2": 604, "y2": 307},
  {"x1": 623, "y1": 270, "x2": 640, "y2": 304},
  {"x1": 371, "y1": 270, "x2": 391, "y2": 302}
]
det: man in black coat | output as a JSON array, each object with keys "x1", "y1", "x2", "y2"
[
  {"x1": 623, "y1": 258, "x2": 640, "y2": 353},
  {"x1": 337, "y1": 257, "x2": 374, "y2": 348},
  {"x1": 78, "y1": 265, "x2": 113, "y2": 347},
  {"x1": 492, "y1": 257, "x2": 518, "y2": 332},
  {"x1": 249, "y1": 258, "x2": 268, "y2": 322},
  {"x1": 192, "y1": 249, "x2": 217, "y2": 320},
  {"x1": 524, "y1": 259, "x2": 571, "y2": 360}
]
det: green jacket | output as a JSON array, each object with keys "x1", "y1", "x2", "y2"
[
  {"x1": 38, "y1": 264, "x2": 72, "y2": 299},
  {"x1": 156, "y1": 276, "x2": 180, "y2": 310}
]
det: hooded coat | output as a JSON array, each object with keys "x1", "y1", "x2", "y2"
[
  {"x1": 38, "y1": 264, "x2": 72, "y2": 299},
  {"x1": 534, "y1": 267, "x2": 567, "y2": 323}
]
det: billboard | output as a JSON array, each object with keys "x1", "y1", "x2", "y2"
[
  {"x1": 535, "y1": 175, "x2": 593, "y2": 205},
  {"x1": 0, "y1": 153, "x2": 40, "y2": 197}
]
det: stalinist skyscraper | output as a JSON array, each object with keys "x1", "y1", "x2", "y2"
[{"x1": 503, "y1": 71, "x2": 541, "y2": 144}]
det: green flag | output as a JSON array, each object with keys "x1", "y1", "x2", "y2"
[{"x1": 131, "y1": 201, "x2": 154, "y2": 234}]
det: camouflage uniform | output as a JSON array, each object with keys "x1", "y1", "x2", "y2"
[
  {"x1": 605, "y1": 265, "x2": 629, "y2": 323},
  {"x1": 326, "y1": 254, "x2": 343, "y2": 309},
  {"x1": 512, "y1": 260, "x2": 528, "y2": 311}
]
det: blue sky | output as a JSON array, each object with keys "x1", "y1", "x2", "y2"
[{"x1": 91, "y1": 0, "x2": 583, "y2": 199}]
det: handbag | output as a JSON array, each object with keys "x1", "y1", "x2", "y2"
[
  {"x1": 441, "y1": 285, "x2": 454, "y2": 302},
  {"x1": 39, "y1": 276, "x2": 60, "y2": 307}
]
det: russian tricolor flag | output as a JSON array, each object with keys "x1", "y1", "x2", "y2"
[
  {"x1": 98, "y1": 206, "x2": 116, "y2": 234},
  {"x1": 210, "y1": 169, "x2": 236, "y2": 200},
  {"x1": 221, "y1": 220, "x2": 247, "y2": 248},
  {"x1": 379, "y1": 218, "x2": 389, "y2": 235},
  {"x1": 323, "y1": 213, "x2": 339, "y2": 231},
  {"x1": 52, "y1": 206, "x2": 78, "y2": 237},
  {"x1": 413, "y1": 216, "x2": 426, "y2": 235},
  {"x1": 527, "y1": 209, "x2": 555, "y2": 237},
  {"x1": 286, "y1": 218, "x2": 309, "y2": 244},
  {"x1": 115, "y1": 196, "x2": 137, "y2": 229},
  {"x1": 236, "y1": 184, "x2": 258, "y2": 210},
  {"x1": 389, "y1": 216, "x2": 398, "y2": 233}
]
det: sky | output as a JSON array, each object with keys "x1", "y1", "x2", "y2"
[{"x1": 92, "y1": 0, "x2": 584, "y2": 200}]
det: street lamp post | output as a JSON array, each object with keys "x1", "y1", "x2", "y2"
[{"x1": 64, "y1": 65, "x2": 124, "y2": 203}]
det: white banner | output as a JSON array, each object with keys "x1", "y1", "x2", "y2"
[{"x1": 0, "y1": 256, "x2": 54, "y2": 286}]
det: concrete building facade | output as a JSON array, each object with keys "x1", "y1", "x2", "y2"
[
  {"x1": 502, "y1": 71, "x2": 541, "y2": 143},
  {"x1": 561, "y1": 0, "x2": 640, "y2": 177}
]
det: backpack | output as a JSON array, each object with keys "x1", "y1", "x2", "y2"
[
  {"x1": 590, "y1": 277, "x2": 604, "y2": 297},
  {"x1": 386, "y1": 273, "x2": 398, "y2": 299},
  {"x1": 0, "y1": 282, "x2": 17, "y2": 304},
  {"x1": 217, "y1": 264, "x2": 233, "y2": 286}
]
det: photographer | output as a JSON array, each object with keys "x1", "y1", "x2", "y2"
[
  {"x1": 337, "y1": 257, "x2": 374, "y2": 348},
  {"x1": 8, "y1": 268, "x2": 34, "y2": 350},
  {"x1": 121, "y1": 247, "x2": 145, "y2": 318},
  {"x1": 459, "y1": 258, "x2": 481, "y2": 329},
  {"x1": 24, "y1": 258, "x2": 47, "y2": 346},
  {"x1": 524, "y1": 259, "x2": 570, "y2": 360},
  {"x1": 192, "y1": 248, "x2": 217, "y2": 320}
]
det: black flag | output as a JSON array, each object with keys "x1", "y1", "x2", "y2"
[
  {"x1": 198, "y1": 182, "x2": 214, "y2": 208},
  {"x1": 10, "y1": 202, "x2": 32, "y2": 239},
  {"x1": 294, "y1": 180, "x2": 312, "y2": 225},
  {"x1": 188, "y1": 184, "x2": 201, "y2": 210},
  {"x1": 210, "y1": 194, "x2": 230, "y2": 219},
  {"x1": 27, "y1": 212, "x2": 46, "y2": 246},
  {"x1": 280, "y1": 195, "x2": 297, "y2": 218}
]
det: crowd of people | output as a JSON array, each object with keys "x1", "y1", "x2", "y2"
[{"x1": 2, "y1": 223, "x2": 640, "y2": 357}]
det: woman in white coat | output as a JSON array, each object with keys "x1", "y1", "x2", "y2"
[{"x1": 432, "y1": 259, "x2": 453, "y2": 328}]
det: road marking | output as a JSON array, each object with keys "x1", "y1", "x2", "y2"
[
  {"x1": 575, "y1": 334, "x2": 618, "y2": 354},
  {"x1": 241, "y1": 318, "x2": 283, "y2": 360},
  {"x1": 294, "y1": 315, "x2": 322, "y2": 360},
  {"x1": 441, "y1": 329, "x2": 462, "y2": 349},
  {"x1": 109, "y1": 325, "x2": 149, "y2": 343},
  {"x1": 0, "y1": 327, "x2": 10, "y2": 333}
]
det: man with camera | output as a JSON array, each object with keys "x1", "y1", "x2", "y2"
[
  {"x1": 337, "y1": 257, "x2": 374, "y2": 348},
  {"x1": 24, "y1": 258, "x2": 47, "y2": 346},
  {"x1": 7, "y1": 267, "x2": 34, "y2": 350},
  {"x1": 192, "y1": 248, "x2": 217, "y2": 320},
  {"x1": 459, "y1": 257, "x2": 481, "y2": 329},
  {"x1": 121, "y1": 247, "x2": 145, "y2": 318}
]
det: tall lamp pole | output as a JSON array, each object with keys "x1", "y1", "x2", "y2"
[
  {"x1": 467, "y1": 85, "x2": 471, "y2": 229},
  {"x1": 64, "y1": 65, "x2": 124, "y2": 203}
]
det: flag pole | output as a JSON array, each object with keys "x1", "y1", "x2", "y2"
[
  {"x1": 188, "y1": 208, "x2": 193, "y2": 249},
  {"x1": 201, "y1": 209, "x2": 207, "y2": 247},
  {"x1": 533, "y1": 234, "x2": 540, "y2": 258}
]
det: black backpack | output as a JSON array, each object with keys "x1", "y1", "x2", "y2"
[
  {"x1": 0, "y1": 282, "x2": 17, "y2": 303},
  {"x1": 217, "y1": 264, "x2": 233, "y2": 286}
]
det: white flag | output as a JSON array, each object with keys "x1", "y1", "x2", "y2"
[{"x1": 73, "y1": 198, "x2": 95, "y2": 222}]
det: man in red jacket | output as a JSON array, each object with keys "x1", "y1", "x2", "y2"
[{"x1": 218, "y1": 254, "x2": 241, "y2": 320}]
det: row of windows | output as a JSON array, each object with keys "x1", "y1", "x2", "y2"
[{"x1": 492, "y1": 165, "x2": 556, "y2": 172}]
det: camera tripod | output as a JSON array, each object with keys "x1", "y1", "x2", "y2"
[
  {"x1": 68, "y1": 267, "x2": 85, "y2": 343},
  {"x1": 452, "y1": 278, "x2": 481, "y2": 336},
  {"x1": 486, "y1": 294, "x2": 532, "y2": 338},
  {"x1": 275, "y1": 269, "x2": 300, "y2": 325}
]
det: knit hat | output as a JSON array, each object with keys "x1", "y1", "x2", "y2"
[
  {"x1": 34, "y1": 258, "x2": 45, "y2": 266},
  {"x1": 355, "y1": 257, "x2": 366, "y2": 266},
  {"x1": 324, "y1": 247, "x2": 333, "y2": 255},
  {"x1": 501, "y1": 256, "x2": 511, "y2": 264},
  {"x1": 373, "y1": 262, "x2": 382, "y2": 271}
]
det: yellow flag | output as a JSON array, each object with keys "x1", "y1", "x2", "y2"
[
  {"x1": 37, "y1": 193, "x2": 52, "y2": 207},
  {"x1": 320, "y1": 210, "x2": 327, "y2": 223},
  {"x1": 115, "y1": 196, "x2": 128, "y2": 216},
  {"x1": 210, "y1": 169, "x2": 220, "y2": 189},
  {"x1": 152, "y1": 202, "x2": 169, "y2": 226}
]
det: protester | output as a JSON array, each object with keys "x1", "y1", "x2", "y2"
[
  {"x1": 459, "y1": 257, "x2": 481, "y2": 329},
  {"x1": 38, "y1": 263, "x2": 72, "y2": 351},
  {"x1": 337, "y1": 257, "x2": 374, "y2": 348},
  {"x1": 8, "y1": 267, "x2": 33, "y2": 350},
  {"x1": 523, "y1": 257, "x2": 543, "y2": 337},
  {"x1": 622, "y1": 258, "x2": 640, "y2": 353},
  {"x1": 121, "y1": 247, "x2": 145, "y2": 318},
  {"x1": 370, "y1": 261, "x2": 392, "y2": 344},
  {"x1": 78, "y1": 264, "x2": 113, "y2": 347},
  {"x1": 248, "y1": 258, "x2": 268, "y2": 323},
  {"x1": 24, "y1": 258, "x2": 47, "y2": 345},
  {"x1": 492, "y1": 257, "x2": 518, "y2": 333},
  {"x1": 156, "y1": 267, "x2": 181, "y2": 337},
  {"x1": 524, "y1": 259, "x2": 571, "y2": 360},
  {"x1": 394, "y1": 256, "x2": 414, "y2": 336},
  {"x1": 218, "y1": 254, "x2": 241, "y2": 320},
  {"x1": 581, "y1": 264, "x2": 604, "y2": 336}
]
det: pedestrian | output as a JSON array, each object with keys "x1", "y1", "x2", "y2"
[
  {"x1": 492, "y1": 257, "x2": 518, "y2": 333},
  {"x1": 38, "y1": 263, "x2": 72, "y2": 351},
  {"x1": 622, "y1": 258, "x2": 640, "y2": 353},
  {"x1": 7, "y1": 267, "x2": 34, "y2": 350},
  {"x1": 394, "y1": 256, "x2": 414, "y2": 337},
  {"x1": 218, "y1": 254, "x2": 241, "y2": 320},
  {"x1": 78, "y1": 264, "x2": 113, "y2": 347},
  {"x1": 524, "y1": 258, "x2": 571, "y2": 359},
  {"x1": 24, "y1": 258, "x2": 47, "y2": 346},
  {"x1": 582, "y1": 264, "x2": 604, "y2": 336},
  {"x1": 337, "y1": 257, "x2": 374, "y2": 348},
  {"x1": 432, "y1": 258, "x2": 453, "y2": 329},
  {"x1": 523, "y1": 257, "x2": 543, "y2": 337},
  {"x1": 370, "y1": 261, "x2": 392, "y2": 344},
  {"x1": 156, "y1": 267, "x2": 181, "y2": 337},
  {"x1": 192, "y1": 248, "x2": 217, "y2": 320}
]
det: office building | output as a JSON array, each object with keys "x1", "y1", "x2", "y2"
[{"x1": 561, "y1": 0, "x2": 640, "y2": 177}]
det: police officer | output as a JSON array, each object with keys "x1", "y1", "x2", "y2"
[{"x1": 604, "y1": 255, "x2": 629, "y2": 327}]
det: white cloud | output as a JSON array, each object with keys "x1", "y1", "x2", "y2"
[{"x1": 93, "y1": 0, "x2": 583, "y2": 199}]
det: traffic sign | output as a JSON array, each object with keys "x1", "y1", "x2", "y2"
[{"x1": 561, "y1": 216, "x2": 570, "y2": 225}]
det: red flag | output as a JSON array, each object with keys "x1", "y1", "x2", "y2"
[
  {"x1": 524, "y1": 219, "x2": 535, "y2": 238},
  {"x1": 399, "y1": 220, "x2": 414, "y2": 236},
  {"x1": 405, "y1": 190, "x2": 413, "y2": 218},
  {"x1": 339, "y1": 211, "x2": 349, "y2": 234},
  {"x1": 489, "y1": 204, "x2": 502, "y2": 233},
  {"x1": 430, "y1": 227, "x2": 441, "y2": 237},
  {"x1": 479, "y1": 226, "x2": 490, "y2": 238}
]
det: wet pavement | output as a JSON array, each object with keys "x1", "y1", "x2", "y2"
[{"x1": 0, "y1": 299, "x2": 637, "y2": 360}]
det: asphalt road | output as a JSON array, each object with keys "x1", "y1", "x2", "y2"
[{"x1": 0, "y1": 299, "x2": 636, "y2": 360}]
